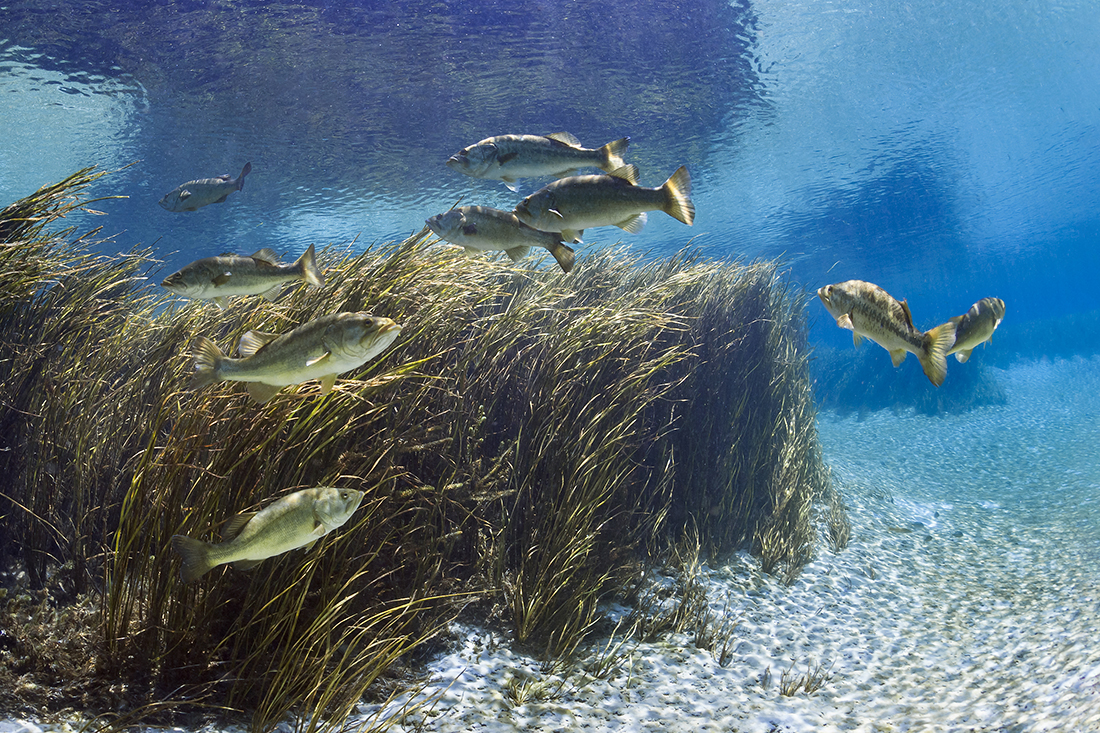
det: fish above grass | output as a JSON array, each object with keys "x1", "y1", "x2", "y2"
[
  {"x1": 171, "y1": 486, "x2": 365, "y2": 582},
  {"x1": 191, "y1": 312, "x2": 402, "y2": 403},
  {"x1": 159, "y1": 162, "x2": 252, "y2": 212},
  {"x1": 946, "y1": 297, "x2": 1006, "y2": 363},
  {"x1": 512, "y1": 164, "x2": 694, "y2": 244},
  {"x1": 161, "y1": 243, "x2": 326, "y2": 308},
  {"x1": 425, "y1": 206, "x2": 576, "y2": 273},
  {"x1": 817, "y1": 279, "x2": 956, "y2": 387},
  {"x1": 446, "y1": 133, "x2": 629, "y2": 191}
]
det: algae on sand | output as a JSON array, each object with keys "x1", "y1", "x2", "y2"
[{"x1": 0, "y1": 168, "x2": 841, "y2": 731}]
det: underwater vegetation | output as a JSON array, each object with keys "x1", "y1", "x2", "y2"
[{"x1": 0, "y1": 169, "x2": 840, "y2": 731}]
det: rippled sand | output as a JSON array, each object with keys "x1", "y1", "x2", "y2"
[{"x1": 379, "y1": 358, "x2": 1100, "y2": 732}]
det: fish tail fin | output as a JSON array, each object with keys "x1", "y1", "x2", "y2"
[
  {"x1": 661, "y1": 166, "x2": 695, "y2": 225},
  {"x1": 191, "y1": 336, "x2": 226, "y2": 390},
  {"x1": 296, "y1": 243, "x2": 325, "y2": 287},
  {"x1": 171, "y1": 534, "x2": 217, "y2": 582},
  {"x1": 919, "y1": 322, "x2": 956, "y2": 387},
  {"x1": 549, "y1": 241, "x2": 576, "y2": 273},
  {"x1": 237, "y1": 162, "x2": 252, "y2": 191},
  {"x1": 601, "y1": 137, "x2": 630, "y2": 173}
]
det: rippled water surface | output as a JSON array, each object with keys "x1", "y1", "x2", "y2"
[{"x1": 3, "y1": 0, "x2": 1098, "y2": 336}]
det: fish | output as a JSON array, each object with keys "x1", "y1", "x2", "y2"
[
  {"x1": 161, "y1": 243, "x2": 326, "y2": 309},
  {"x1": 425, "y1": 206, "x2": 576, "y2": 273},
  {"x1": 191, "y1": 311, "x2": 402, "y2": 403},
  {"x1": 946, "y1": 297, "x2": 1006, "y2": 363},
  {"x1": 170, "y1": 486, "x2": 365, "y2": 582},
  {"x1": 446, "y1": 133, "x2": 629, "y2": 191},
  {"x1": 817, "y1": 279, "x2": 956, "y2": 387},
  {"x1": 159, "y1": 162, "x2": 252, "y2": 212},
  {"x1": 512, "y1": 164, "x2": 694, "y2": 244}
]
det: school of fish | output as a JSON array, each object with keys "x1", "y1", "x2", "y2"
[{"x1": 160, "y1": 130, "x2": 1002, "y2": 583}]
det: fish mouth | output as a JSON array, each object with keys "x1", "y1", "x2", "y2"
[{"x1": 445, "y1": 155, "x2": 464, "y2": 169}]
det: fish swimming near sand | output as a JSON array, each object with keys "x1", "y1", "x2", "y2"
[
  {"x1": 161, "y1": 243, "x2": 326, "y2": 308},
  {"x1": 191, "y1": 312, "x2": 402, "y2": 403},
  {"x1": 159, "y1": 162, "x2": 252, "y2": 212},
  {"x1": 446, "y1": 133, "x2": 629, "y2": 191},
  {"x1": 171, "y1": 486, "x2": 365, "y2": 582},
  {"x1": 946, "y1": 297, "x2": 1006, "y2": 363},
  {"x1": 425, "y1": 206, "x2": 576, "y2": 273},
  {"x1": 817, "y1": 279, "x2": 956, "y2": 387},
  {"x1": 512, "y1": 164, "x2": 694, "y2": 244}
]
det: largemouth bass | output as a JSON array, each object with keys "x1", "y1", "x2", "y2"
[
  {"x1": 171, "y1": 486, "x2": 364, "y2": 582},
  {"x1": 161, "y1": 243, "x2": 325, "y2": 308},
  {"x1": 159, "y1": 162, "x2": 252, "y2": 212},
  {"x1": 426, "y1": 206, "x2": 576, "y2": 273},
  {"x1": 946, "y1": 297, "x2": 1006, "y2": 363},
  {"x1": 817, "y1": 279, "x2": 956, "y2": 387},
  {"x1": 513, "y1": 164, "x2": 694, "y2": 244},
  {"x1": 191, "y1": 312, "x2": 402, "y2": 403},
  {"x1": 446, "y1": 133, "x2": 628, "y2": 191}
]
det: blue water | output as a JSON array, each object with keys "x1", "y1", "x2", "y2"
[{"x1": 4, "y1": 0, "x2": 1099, "y2": 356}]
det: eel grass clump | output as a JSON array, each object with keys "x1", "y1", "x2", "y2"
[{"x1": 0, "y1": 168, "x2": 838, "y2": 731}]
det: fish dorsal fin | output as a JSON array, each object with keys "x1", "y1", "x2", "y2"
[
  {"x1": 899, "y1": 299, "x2": 915, "y2": 330},
  {"x1": 608, "y1": 165, "x2": 639, "y2": 185},
  {"x1": 224, "y1": 511, "x2": 257, "y2": 539},
  {"x1": 250, "y1": 248, "x2": 280, "y2": 265},
  {"x1": 239, "y1": 330, "x2": 280, "y2": 357},
  {"x1": 546, "y1": 132, "x2": 582, "y2": 148}
]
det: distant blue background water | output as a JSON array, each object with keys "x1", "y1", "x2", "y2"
[{"x1": 3, "y1": 0, "x2": 1099, "y2": 356}]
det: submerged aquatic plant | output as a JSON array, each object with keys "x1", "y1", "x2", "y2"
[{"x1": 0, "y1": 168, "x2": 842, "y2": 730}]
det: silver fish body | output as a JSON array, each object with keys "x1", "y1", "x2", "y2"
[
  {"x1": 170, "y1": 486, "x2": 364, "y2": 582},
  {"x1": 159, "y1": 162, "x2": 252, "y2": 212},
  {"x1": 425, "y1": 206, "x2": 576, "y2": 273},
  {"x1": 191, "y1": 311, "x2": 402, "y2": 403},
  {"x1": 946, "y1": 297, "x2": 1006, "y2": 363},
  {"x1": 161, "y1": 243, "x2": 325, "y2": 308},
  {"x1": 513, "y1": 165, "x2": 694, "y2": 244},
  {"x1": 817, "y1": 280, "x2": 956, "y2": 387},
  {"x1": 446, "y1": 133, "x2": 628, "y2": 191}
]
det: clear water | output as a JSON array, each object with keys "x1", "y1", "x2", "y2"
[{"x1": 3, "y1": 0, "x2": 1100, "y2": 727}]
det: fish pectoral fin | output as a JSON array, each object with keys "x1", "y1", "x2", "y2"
[
  {"x1": 462, "y1": 223, "x2": 478, "y2": 235},
  {"x1": 261, "y1": 284, "x2": 283, "y2": 301},
  {"x1": 497, "y1": 152, "x2": 519, "y2": 165},
  {"x1": 238, "y1": 330, "x2": 280, "y2": 357},
  {"x1": 246, "y1": 382, "x2": 283, "y2": 404},
  {"x1": 305, "y1": 352, "x2": 332, "y2": 368},
  {"x1": 837, "y1": 313, "x2": 855, "y2": 331},
  {"x1": 311, "y1": 520, "x2": 328, "y2": 537},
  {"x1": 223, "y1": 511, "x2": 258, "y2": 539},
  {"x1": 955, "y1": 349, "x2": 973, "y2": 363},
  {"x1": 179, "y1": 189, "x2": 192, "y2": 200},
  {"x1": 319, "y1": 373, "x2": 337, "y2": 394},
  {"x1": 888, "y1": 349, "x2": 907, "y2": 367},
  {"x1": 504, "y1": 246, "x2": 531, "y2": 262},
  {"x1": 502, "y1": 180, "x2": 520, "y2": 192},
  {"x1": 617, "y1": 212, "x2": 647, "y2": 234},
  {"x1": 212, "y1": 271, "x2": 233, "y2": 286},
  {"x1": 548, "y1": 208, "x2": 565, "y2": 220},
  {"x1": 233, "y1": 559, "x2": 262, "y2": 572}
]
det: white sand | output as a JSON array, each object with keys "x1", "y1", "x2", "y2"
[{"x1": 372, "y1": 357, "x2": 1100, "y2": 732}]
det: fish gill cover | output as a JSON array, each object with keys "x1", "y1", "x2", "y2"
[{"x1": 0, "y1": 170, "x2": 837, "y2": 730}]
